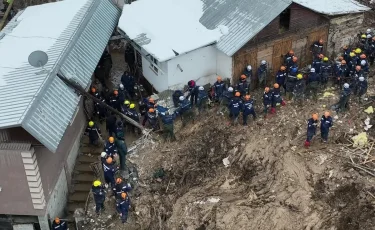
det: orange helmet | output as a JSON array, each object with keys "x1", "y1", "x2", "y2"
[
  {"x1": 113, "y1": 90, "x2": 118, "y2": 95},
  {"x1": 235, "y1": 92, "x2": 240, "y2": 97},
  {"x1": 265, "y1": 87, "x2": 270, "y2": 93},
  {"x1": 360, "y1": 54, "x2": 366, "y2": 59},
  {"x1": 109, "y1": 136, "x2": 114, "y2": 143},
  {"x1": 355, "y1": 65, "x2": 361, "y2": 71},
  {"x1": 289, "y1": 50, "x2": 294, "y2": 55},
  {"x1": 280, "y1": 66, "x2": 286, "y2": 71},
  {"x1": 121, "y1": 192, "x2": 127, "y2": 199},
  {"x1": 217, "y1": 76, "x2": 222, "y2": 81},
  {"x1": 106, "y1": 157, "x2": 113, "y2": 164},
  {"x1": 149, "y1": 98, "x2": 154, "y2": 103},
  {"x1": 343, "y1": 45, "x2": 348, "y2": 49},
  {"x1": 324, "y1": 111, "x2": 330, "y2": 118},
  {"x1": 312, "y1": 113, "x2": 318, "y2": 120},
  {"x1": 318, "y1": 54, "x2": 324, "y2": 59},
  {"x1": 245, "y1": 95, "x2": 251, "y2": 100},
  {"x1": 341, "y1": 60, "x2": 346, "y2": 65},
  {"x1": 292, "y1": 56, "x2": 298, "y2": 62},
  {"x1": 91, "y1": 87, "x2": 96, "y2": 93},
  {"x1": 149, "y1": 108, "x2": 155, "y2": 113},
  {"x1": 373, "y1": 36, "x2": 375, "y2": 41},
  {"x1": 240, "y1": 74, "x2": 246, "y2": 80},
  {"x1": 338, "y1": 56, "x2": 344, "y2": 61},
  {"x1": 116, "y1": 178, "x2": 122, "y2": 184},
  {"x1": 55, "y1": 217, "x2": 60, "y2": 224},
  {"x1": 274, "y1": 83, "x2": 279, "y2": 89},
  {"x1": 319, "y1": 39, "x2": 323, "y2": 44}
]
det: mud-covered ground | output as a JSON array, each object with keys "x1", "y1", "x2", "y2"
[{"x1": 80, "y1": 60, "x2": 375, "y2": 229}]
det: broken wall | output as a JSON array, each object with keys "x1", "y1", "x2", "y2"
[{"x1": 327, "y1": 13, "x2": 366, "y2": 58}]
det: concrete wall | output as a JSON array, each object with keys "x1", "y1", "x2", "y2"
[
  {"x1": 141, "y1": 55, "x2": 169, "y2": 92},
  {"x1": 0, "y1": 150, "x2": 40, "y2": 216},
  {"x1": 167, "y1": 46, "x2": 217, "y2": 89},
  {"x1": 216, "y1": 49, "x2": 232, "y2": 80},
  {"x1": 45, "y1": 168, "x2": 68, "y2": 219},
  {"x1": 327, "y1": 13, "x2": 366, "y2": 58}
]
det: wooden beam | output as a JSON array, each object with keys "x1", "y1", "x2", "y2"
[
  {"x1": 57, "y1": 73, "x2": 145, "y2": 131},
  {"x1": 0, "y1": 0, "x2": 14, "y2": 30}
]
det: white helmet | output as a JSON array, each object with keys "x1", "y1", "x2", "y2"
[
  {"x1": 359, "y1": 76, "x2": 365, "y2": 82},
  {"x1": 119, "y1": 84, "x2": 124, "y2": 90},
  {"x1": 179, "y1": 96, "x2": 185, "y2": 101},
  {"x1": 198, "y1": 86, "x2": 204, "y2": 91},
  {"x1": 101, "y1": 152, "x2": 107, "y2": 158},
  {"x1": 247, "y1": 65, "x2": 252, "y2": 71},
  {"x1": 367, "y1": 28, "x2": 372, "y2": 33},
  {"x1": 228, "y1": 87, "x2": 233, "y2": 92},
  {"x1": 261, "y1": 60, "x2": 267, "y2": 65},
  {"x1": 310, "y1": 68, "x2": 315, "y2": 73},
  {"x1": 344, "y1": 83, "x2": 349, "y2": 89},
  {"x1": 361, "y1": 60, "x2": 366, "y2": 66},
  {"x1": 367, "y1": 34, "x2": 372, "y2": 39}
]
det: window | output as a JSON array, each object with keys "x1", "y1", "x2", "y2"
[
  {"x1": 150, "y1": 56, "x2": 159, "y2": 75},
  {"x1": 279, "y1": 8, "x2": 291, "y2": 33}
]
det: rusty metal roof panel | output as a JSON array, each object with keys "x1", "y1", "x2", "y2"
[{"x1": 200, "y1": 0, "x2": 292, "y2": 56}]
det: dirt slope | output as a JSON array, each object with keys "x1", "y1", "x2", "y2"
[{"x1": 82, "y1": 80, "x2": 375, "y2": 230}]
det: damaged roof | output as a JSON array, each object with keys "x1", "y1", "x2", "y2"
[
  {"x1": 293, "y1": 0, "x2": 371, "y2": 15},
  {"x1": 0, "y1": 0, "x2": 120, "y2": 152},
  {"x1": 119, "y1": 0, "x2": 292, "y2": 58},
  {"x1": 200, "y1": 0, "x2": 292, "y2": 56}
]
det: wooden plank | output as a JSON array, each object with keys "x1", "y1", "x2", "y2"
[{"x1": 233, "y1": 48, "x2": 257, "y2": 85}]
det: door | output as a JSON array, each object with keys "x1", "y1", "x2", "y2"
[
  {"x1": 233, "y1": 48, "x2": 257, "y2": 85},
  {"x1": 272, "y1": 38, "x2": 293, "y2": 75},
  {"x1": 305, "y1": 27, "x2": 329, "y2": 66}
]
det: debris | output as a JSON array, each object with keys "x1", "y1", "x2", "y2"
[
  {"x1": 334, "y1": 115, "x2": 339, "y2": 119},
  {"x1": 329, "y1": 170, "x2": 333, "y2": 178},
  {"x1": 222, "y1": 157, "x2": 230, "y2": 167},
  {"x1": 352, "y1": 132, "x2": 368, "y2": 147},
  {"x1": 364, "y1": 106, "x2": 374, "y2": 114},
  {"x1": 364, "y1": 117, "x2": 373, "y2": 131},
  {"x1": 323, "y1": 92, "x2": 335, "y2": 97}
]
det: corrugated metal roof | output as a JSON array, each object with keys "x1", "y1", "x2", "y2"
[
  {"x1": 0, "y1": 0, "x2": 120, "y2": 152},
  {"x1": 293, "y1": 0, "x2": 370, "y2": 16},
  {"x1": 200, "y1": 0, "x2": 292, "y2": 56},
  {"x1": 0, "y1": 142, "x2": 31, "y2": 151}
]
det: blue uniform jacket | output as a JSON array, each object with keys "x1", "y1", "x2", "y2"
[
  {"x1": 276, "y1": 71, "x2": 287, "y2": 85},
  {"x1": 321, "y1": 62, "x2": 332, "y2": 75},
  {"x1": 104, "y1": 142, "x2": 117, "y2": 156},
  {"x1": 92, "y1": 185, "x2": 106, "y2": 203},
  {"x1": 116, "y1": 196, "x2": 131, "y2": 214},
  {"x1": 358, "y1": 80, "x2": 368, "y2": 94},
  {"x1": 236, "y1": 80, "x2": 248, "y2": 94},
  {"x1": 272, "y1": 88, "x2": 282, "y2": 103},
  {"x1": 243, "y1": 68, "x2": 253, "y2": 78},
  {"x1": 125, "y1": 108, "x2": 139, "y2": 121},
  {"x1": 307, "y1": 118, "x2": 318, "y2": 134},
  {"x1": 103, "y1": 162, "x2": 116, "y2": 176},
  {"x1": 52, "y1": 221, "x2": 67, "y2": 230},
  {"x1": 160, "y1": 113, "x2": 177, "y2": 125},
  {"x1": 243, "y1": 99, "x2": 255, "y2": 114},
  {"x1": 114, "y1": 182, "x2": 132, "y2": 199},
  {"x1": 263, "y1": 92, "x2": 272, "y2": 105},
  {"x1": 213, "y1": 81, "x2": 226, "y2": 97},
  {"x1": 228, "y1": 98, "x2": 243, "y2": 114},
  {"x1": 320, "y1": 116, "x2": 333, "y2": 132},
  {"x1": 178, "y1": 99, "x2": 192, "y2": 114},
  {"x1": 308, "y1": 72, "x2": 320, "y2": 83},
  {"x1": 121, "y1": 74, "x2": 135, "y2": 89},
  {"x1": 312, "y1": 60, "x2": 322, "y2": 74},
  {"x1": 197, "y1": 90, "x2": 208, "y2": 103}
]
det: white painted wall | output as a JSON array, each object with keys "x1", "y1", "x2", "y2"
[
  {"x1": 141, "y1": 56, "x2": 168, "y2": 92},
  {"x1": 167, "y1": 45, "x2": 217, "y2": 89},
  {"x1": 216, "y1": 49, "x2": 232, "y2": 80}
]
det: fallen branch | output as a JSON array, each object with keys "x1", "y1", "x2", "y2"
[
  {"x1": 350, "y1": 162, "x2": 375, "y2": 177},
  {"x1": 366, "y1": 190, "x2": 375, "y2": 199}
]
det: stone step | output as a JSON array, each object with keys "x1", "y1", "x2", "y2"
[
  {"x1": 77, "y1": 155, "x2": 98, "y2": 163},
  {"x1": 72, "y1": 183, "x2": 92, "y2": 192},
  {"x1": 68, "y1": 192, "x2": 89, "y2": 202},
  {"x1": 74, "y1": 173, "x2": 95, "y2": 182},
  {"x1": 75, "y1": 164, "x2": 93, "y2": 173},
  {"x1": 81, "y1": 146, "x2": 103, "y2": 155},
  {"x1": 67, "y1": 203, "x2": 85, "y2": 213}
]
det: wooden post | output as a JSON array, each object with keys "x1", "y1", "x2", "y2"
[{"x1": 0, "y1": 0, "x2": 14, "y2": 30}]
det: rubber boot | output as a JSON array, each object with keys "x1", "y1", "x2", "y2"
[
  {"x1": 304, "y1": 140, "x2": 310, "y2": 148},
  {"x1": 281, "y1": 100, "x2": 286, "y2": 106},
  {"x1": 271, "y1": 107, "x2": 276, "y2": 114},
  {"x1": 286, "y1": 92, "x2": 291, "y2": 101}
]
